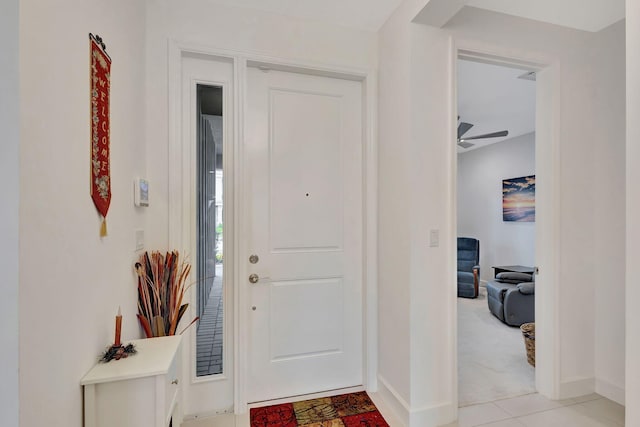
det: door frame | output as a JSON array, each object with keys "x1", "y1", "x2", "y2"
[
  {"x1": 450, "y1": 40, "x2": 562, "y2": 406},
  {"x1": 170, "y1": 45, "x2": 238, "y2": 417},
  {"x1": 168, "y1": 40, "x2": 378, "y2": 415}
]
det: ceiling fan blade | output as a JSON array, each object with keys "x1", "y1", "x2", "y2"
[
  {"x1": 457, "y1": 122, "x2": 474, "y2": 139},
  {"x1": 460, "y1": 130, "x2": 508, "y2": 141}
]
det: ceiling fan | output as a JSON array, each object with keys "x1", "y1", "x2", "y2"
[{"x1": 457, "y1": 119, "x2": 509, "y2": 149}]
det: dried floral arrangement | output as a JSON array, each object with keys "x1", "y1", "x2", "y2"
[
  {"x1": 100, "y1": 343, "x2": 137, "y2": 363},
  {"x1": 135, "y1": 251, "x2": 199, "y2": 338}
]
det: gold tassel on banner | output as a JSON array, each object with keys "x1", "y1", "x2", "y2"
[{"x1": 100, "y1": 218, "x2": 108, "y2": 237}]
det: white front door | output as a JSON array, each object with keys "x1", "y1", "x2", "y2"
[{"x1": 245, "y1": 66, "x2": 364, "y2": 403}]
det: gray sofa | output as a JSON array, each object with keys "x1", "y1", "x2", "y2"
[{"x1": 486, "y1": 272, "x2": 535, "y2": 326}]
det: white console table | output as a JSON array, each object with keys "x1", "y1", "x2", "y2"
[{"x1": 81, "y1": 336, "x2": 182, "y2": 427}]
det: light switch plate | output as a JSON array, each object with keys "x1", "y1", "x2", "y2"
[
  {"x1": 135, "y1": 229, "x2": 144, "y2": 251},
  {"x1": 429, "y1": 229, "x2": 439, "y2": 247}
]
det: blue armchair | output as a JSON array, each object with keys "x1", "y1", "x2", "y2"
[{"x1": 457, "y1": 237, "x2": 480, "y2": 298}]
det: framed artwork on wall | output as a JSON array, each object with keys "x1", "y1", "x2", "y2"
[{"x1": 502, "y1": 175, "x2": 535, "y2": 222}]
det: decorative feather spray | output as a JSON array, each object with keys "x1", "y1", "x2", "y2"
[{"x1": 135, "y1": 251, "x2": 198, "y2": 337}]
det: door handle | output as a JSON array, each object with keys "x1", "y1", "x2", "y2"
[{"x1": 249, "y1": 273, "x2": 259, "y2": 284}]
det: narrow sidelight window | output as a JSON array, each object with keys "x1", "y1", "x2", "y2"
[{"x1": 196, "y1": 85, "x2": 224, "y2": 377}]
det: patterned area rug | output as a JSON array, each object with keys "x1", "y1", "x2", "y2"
[{"x1": 250, "y1": 391, "x2": 389, "y2": 427}]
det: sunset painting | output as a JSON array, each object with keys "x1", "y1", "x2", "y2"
[{"x1": 503, "y1": 175, "x2": 535, "y2": 222}]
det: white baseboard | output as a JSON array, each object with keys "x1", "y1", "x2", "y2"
[
  {"x1": 559, "y1": 376, "x2": 595, "y2": 399},
  {"x1": 408, "y1": 401, "x2": 456, "y2": 427},
  {"x1": 376, "y1": 375, "x2": 456, "y2": 427},
  {"x1": 377, "y1": 375, "x2": 410, "y2": 426},
  {"x1": 596, "y1": 379, "x2": 625, "y2": 406}
]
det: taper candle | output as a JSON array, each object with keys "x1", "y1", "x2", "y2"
[{"x1": 114, "y1": 306, "x2": 122, "y2": 347}]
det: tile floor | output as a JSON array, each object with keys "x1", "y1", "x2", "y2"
[
  {"x1": 442, "y1": 393, "x2": 625, "y2": 427},
  {"x1": 182, "y1": 392, "x2": 625, "y2": 427}
]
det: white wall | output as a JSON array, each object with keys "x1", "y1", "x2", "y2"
[
  {"x1": 378, "y1": 3, "x2": 626, "y2": 424},
  {"x1": 145, "y1": 0, "x2": 378, "y2": 416},
  {"x1": 408, "y1": 22, "x2": 457, "y2": 423},
  {"x1": 627, "y1": 0, "x2": 640, "y2": 424},
  {"x1": 19, "y1": 0, "x2": 147, "y2": 425},
  {"x1": 378, "y1": 1, "x2": 458, "y2": 424},
  {"x1": 592, "y1": 21, "x2": 626, "y2": 405},
  {"x1": 457, "y1": 133, "x2": 536, "y2": 283},
  {"x1": 0, "y1": 0, "x2": 20, "y2": 425},
  {"x1": 377, "y1": 3, "x2": 414, "y2": 417}
]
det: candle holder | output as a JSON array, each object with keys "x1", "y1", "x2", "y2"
[
  {"x1": 100, "y1": 343, "x2": 137, "y2": 363},
  {"x1": 99, "y1": 307, "x2": 137, "y2": 363}
]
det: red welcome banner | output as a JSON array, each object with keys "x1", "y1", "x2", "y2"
[{"x1": 89, "y1": 34, "x2": 111, "y2": 237}]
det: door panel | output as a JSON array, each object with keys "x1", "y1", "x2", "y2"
[
  {"x1": 269, "y1": 89, "x2": 343, "y2": 251},
  {"x1": 269, "y1": 278, "x2": 343, "y2": 361},
  {"x1": 246, "y1": 67, "x2": 363, "y2": 403}
]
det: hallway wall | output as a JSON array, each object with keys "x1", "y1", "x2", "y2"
[
  {"x1": 592, "y1": 20, "x2": 626, "y2": 405},
  {"x1": 378, "y1": 1, "x2": 458, "y2": 424},
  {"x1": 377, "y1": 3, "x2": 415, "y2": 418},
  {"x1": 19, "y1": 1, "x2": 147, "y2": 425},
  {"x1": 626, "y1": 0, "x2": 640, "y2": 424},
  {"x1": 0, "y1": 0, "x2": 20, "y2": 425}
]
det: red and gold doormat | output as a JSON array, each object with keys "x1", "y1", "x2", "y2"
[{"x1": 250, "y1": 391, "x2": 389, "y2": 427}]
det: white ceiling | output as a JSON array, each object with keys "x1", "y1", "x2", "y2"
[
  {"x1": 197, "y1": 0, "x2": 621, "y2": 155},
  {"x1": 457, "y1": 59, "x2": 536, "y2": 152},
  {"x1": 454, "y1": 1, "x2": 624, "y2": 153},
  {"x1": 199, "y1": 0, "x2": 403, "y2": 31},
  {"x1": 467, "y1": 0, "x2": 625, "y2": 32},
  {"x1": 200, "y1": 0, "x2": 625, "y2": 33}
]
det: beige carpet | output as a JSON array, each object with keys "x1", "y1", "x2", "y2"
[{"x1": 458, "y1": 288, "x2": 535, "y2": 407}]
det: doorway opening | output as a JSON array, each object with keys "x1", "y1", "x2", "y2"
[
  {"x1": 456, "y1": 57, "x2": 537, "y2": 406},
  {"x1": 196, "y1": 84, "x2": 225, "y2": 377}
]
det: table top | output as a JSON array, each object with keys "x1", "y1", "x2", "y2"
[
  {"x1": 81, "y1": 335, "x2": 181, "y2": 385},
  {"x1": 492, "y1": 265, "x2": 534, "y2": 273}
]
